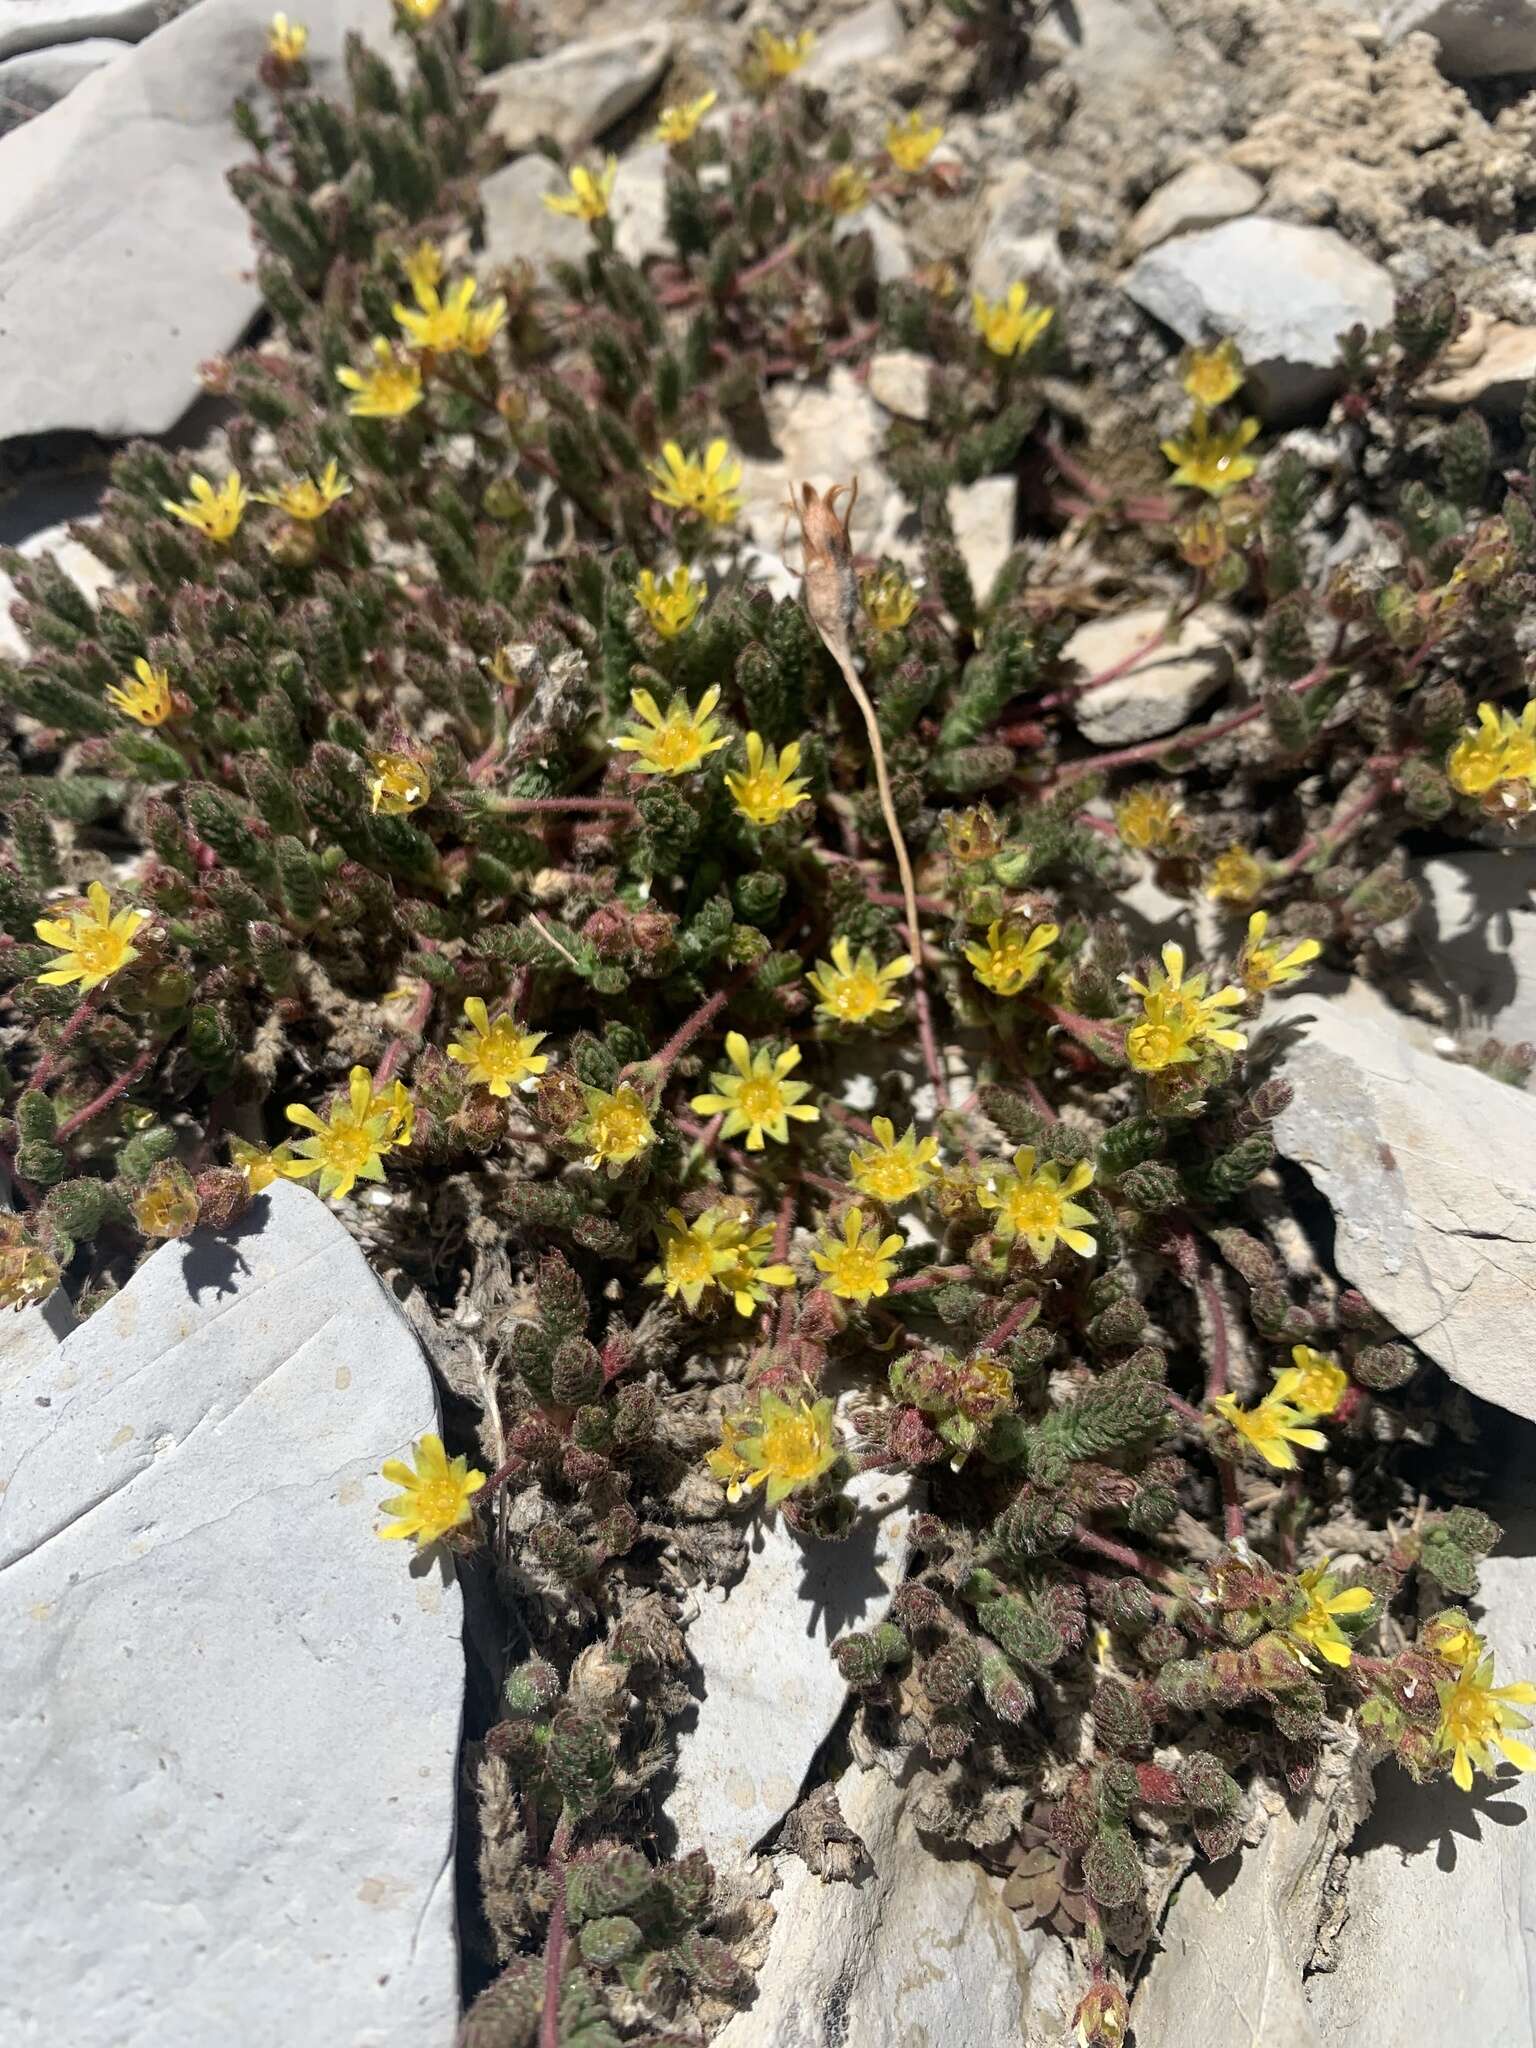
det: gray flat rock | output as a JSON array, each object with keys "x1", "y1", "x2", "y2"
[
  {"x1": 947, "y1": 475, "x2": 1017, "y2": 608},
  {"x1": 0, "y1": 0, "x2": 163, "y2": 61},
  {"x1": 1125, "y1": 219, "x2": 1394, "y2": 421},
  {"x1": 973, "y1": 162, "x2": 1068, "y2": 305},
  {"x1": 1126, "y1": 161, "x2": 1263, "y2": 257},
  {"x1": 0, "y1": 519, "x2": 118, "y2": 660},
  {"x1": 801, "y1": 0, "x2": 903, "y2": 85},
  {"x1": 481, "y1": 151, "x2": 593, "y2": 274},
  {"x1": 483, "y1": 26, "x2": 672, "y2": 155},
  {"x1": 1421, "y1": 315, "x2": 1536, "y2": 414},
  {"x1": 737, "y1": 367, "x2": 915, "y2": 568},
  {"x1": 0, "y1": 1180, "x2": 463, "y2": 2046},
  {"x1": 0, "y1": 36, "x2": 126, "y2": 133},
  {"x1": 1383, "y1": 0, "x2": 1536, "y2": 74},
  {"x1": 0, "y1": 0, "x2": 393, "y2": 445},
  {"x1": 1067, "y1": 603, "x2": 1237, "y2": 745}
]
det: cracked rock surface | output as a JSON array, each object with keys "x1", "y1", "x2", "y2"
[{"x1": 0, "y1": 1180, "x2": 463, "y2": 2047}]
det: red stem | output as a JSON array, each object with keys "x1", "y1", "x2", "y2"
[
  {"x1": 1194, "y1": 1256, "x2": 1244, "y2": 1544},
  {"x1": 55, "y1": 1043, "x2": 157, "y2": 1143},
  {"x1": 29, "y1": 988, "x2": 103, "y2": 1091},
  {"x1": 538, "y1": 1813, "x2": 574, "y2": 2048}
]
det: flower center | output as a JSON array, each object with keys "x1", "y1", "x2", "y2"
[
  {"x1": 760, "y1": 1414, "x2": 822, "y2": 1483},
  {"x1": 832, "y1": 1248, "x2": 882, "y2": 1293},
  {"x1": 74, "y1": 928, "x2": 120, "y2": 973},
  {"x1": 860, "y1": 1155, "x2": 914, "y2": 1201},
  {"x1": 738, "y1": 772, "x2": 782, "y2": 814},
  {"x1": 648, "y1": 723, "x2": 702, "y2": 771},
  {"x1": 415, "y1": 1477, "x2": 465, "y2": 1535},
  {"x1": 829, "y1": 970, "x2": 882, "y2": 1020},
  {"x1": 592, "y1": 1103, "x2": 646, "y2": 1155},
  {"x1": 479, "y1": 1027, "x2": 528, "y2": 1085},
  {"x1": 736, "y1": 1077, "x2": 784, "y2": 1124},
  {"x1": 1004, "y1": 1186, "x2": 1061, "y2": 1235},
  {"x1": 668, "y1": 1239, "x2": 715, "y2": 1288},
  {"x1": 320, "y1": 1124, "x2": 375, "y2": 1175}
]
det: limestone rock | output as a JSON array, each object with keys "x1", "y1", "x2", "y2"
[
  {"x1": 973, "y1": 162, "x2": 1070, "y2": 304},
  {"x1": 1042, "y1": 0, "x2": 1176, "y2": 87},
  {"x1": 737, "y1": 367, "x2": 914, "y2": 568},
  {"x1": 1272, "y1": 979, "x2": 1536, "y2": 1423},
  {"x1": 1417, "y1": 851, "x2": 1536, "y2": 1047},
  {"x1": 481, "y1": 153, "x2": 593, "y2": 274},
  {"x1": 1383, "y1": 0, "x2": 1536, "y2": 75},
  {"x1": 665, "y1": 1469, "x2": 911, "y2": 1877},
  {"x1": 0, "y1": 36, "x2": 126, "y2": 133},
  {"x1": 483, "y1": 25, "x2": 672, "y2": 155},
  {"x1": 801, "y1": 0, "x2": 904, "y2": 86},
  {"x1": 947, "y1": 475, "x2": 1017, "y2": 608},
  {"x1": 610, "y1": 141, "x2": 670, "y2": 268},
  {"x1": 1421, "y1": 313, "x2": 1536, "y2": 415},
  {"x1": 713, "y1": 1762, "x2": 1075, "y2": 2048},
  {"x1": 1124, "y1": 219, "x2": 1395, "y2": 421},
  {"x1": 867, "y1": 348, "x2": 932, "y2": 422},
  {"x1": 0, "y1": 0, "x2": 163, "y2": 61},
  {"x1": 0, "y1": 520, "x2": 119, "y2": 661},
  {"x1": 0, "y1": 0, "x2": 394, "y2": 445},
  {"x1": 1067, "y1": 603, "x2": 1237, "y2": 746},
  {"x1": 1126, "y1": 161, "x2": 1263, "y2": 257},
  {"x1": 835, "y1": 202, "x2": 911, "y2": 285},
  {"x1": 0, "y1": 1181, "x2": 463, "y2": 2045}
]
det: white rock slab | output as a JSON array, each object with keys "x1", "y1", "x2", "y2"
[
  {"x1": 1417, "y1": 851, "x2": 1536, "y2": 1047},
  {"x1": 948, "y1": 475, "x2": 1018, "y2": 608},
  {"x1": 972, "y1": 162, "x2": 1069, "y2": 305},
  {"x1": 1383, "y1": 0, "x2": 1536, "y2": 74},
  {"x1": 483, "y1": 26, "x2": 672, "y2": 155},
  {"x1": 481, "y1": 151, "x2": 593, "y2": 274},
  {"x1": 666, "y1": 1468, "x2": 911, "y2": 1876},
  {"x1": 610, "y1": 140, "x2": 670, "y2": 268},
  {"x1": 0, "y1": 519, "x2": 118, "y2": 660},
  {"x1": 801, "y1": 0, "x2": 904, "y2": 86},
  {"x1": 867, "y1": 348, "x2": 931, "y2": 422},
  {"x1": 714, "y1": 1760, "x2": 1075, "y2": 2048},
  {"x1": 1421, "y1": 314, "x2": 1536, "y2": 415},
  {"x1": 1126, "y1": 161, "x2": 1263, "y2": 257},
  {"x1": 737, "y1": 367, "x2": 915, "y2": 568},
  {"x1": 0, "y1": 1179, "x2": 463, "y2": 2046},
  {"x1": 1067, "y1": 602, "x2": 1237, "y2": 745},
  {"x1": 0, "y1": 0, "x2": 393, "y2": 444},
  {"x1": 0, "y1": 36, "x2": 126, "y2": 134},
  {"x1": 0, "y1": 0, "x2": 163, "y2": 61},
  {"x1": 1272, "y1": 979, "x2": 1536, "y2": 1422}
]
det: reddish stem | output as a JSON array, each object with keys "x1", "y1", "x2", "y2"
[
  {"x1": 1072, "y1": 1522, "x2": 1181, "y2": 1589},
  {"x1": 30, "y1": 988, "x2": 103, "y2": 1091},
  {"x1": 1278, "y1": 768, "x2": 1396, "y2": 877},
  {"x1": 1194, "y1": 1256, "x2": 1244, "y2": 1544},
  {"x1": 538, "y1": 1813, "x2": 574, "y2": 2048},
  {"x1": 888, "y1": 1265, "x2": 972, "y2": 1295},
  {"x1": 55, "y1": 1043, "x2": 158, "y2": 1143}
]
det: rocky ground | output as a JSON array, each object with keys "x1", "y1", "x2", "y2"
[{"x1": 4, "y1": 0, "x2": 1536, "y2": 2043}]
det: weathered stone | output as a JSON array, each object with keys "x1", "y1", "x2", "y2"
[
  {"x1": 483, "y1": 25, "x2": 672, "y2": 154},
  {"x1": 713, "y1": 1761, "x2": 1075, "y2": 2048},
  {"x1": 0, "y1": 0, "x2": 163, "y2": 61},
  {"x1": 1124, "y1": 219, "x2": 1395, "y2": 421},
  {"x1": 1042, "y1": 0, "x2": 1177, "y2": 86},
  {"x1": 481, "y1": 152, "x2": 594, "y2": 274},
  {"x1": 0, "y1": 520, "x2": 118, "y2": 661},
  {"x1": 1417, "y1": 851, "x2": 1536, "y2": 1047},
  {"x1": 737, "y1": 367, "x2": 914, "y2": 567},
  {"x1": 1132, "y1": 1738, "x2": 1373, "y2": 2048},
  {"x1": 610, "y1": 140, "x2": 670, "y2": 267},
  {"x1": 947, "y1": 475, "x2": 1017, "y2": 607},
  {"x1": 973, "y1": 162, "x2": 1070, "y2": 304},
  {"x1": 665, "y1": 1468, "x2": 911, "y2": 1877},
  {"x1": 1272, "y1": 979, "x2": 1536, "y2": 1423},
  {"x1": 1383, "y1": 0, "x2": 1536, "y2": 75},
  {"x1": 1421, "y1": 312, "x2": 1536, "y2": 415},
  {"x1": 0, "y1": 36, "x2": 126, "y2": 133},
  {"x1": 1067, "y1": 603, "x2": 1237, "y2": 745},
  {"x1": 0, "y1": 0, "x2": 393, "y2": 445},
  {"x1": 867, "y1": 348, "x2": 932, "y2": 422},
  {"x1": 835, "y1": 202, "x2": 911, "y2": 284},
  {"x1": 0, "y1": 1181, "x2": 463, "y2": 2044},
  {"x1": 1126, "y1": 161, "x2": 1263, "y2": 257},
  {"x1": 801, "y1": 0, "x2": 903, "y2": 85}
]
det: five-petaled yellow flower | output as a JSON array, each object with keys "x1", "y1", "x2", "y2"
[
  {"x1": 163, "y1": 470, "x2": 248, "y2": 544},
  {"x1": 267, "y1": 12, "x2": 308, "y2": 61},
  {"x1": 284, "y1": 1064, "x2": 398, "y2": 1202},
  {"x1": 978, "y1": 1146, "x2": 1097, "y2": 1261},
  {"x1": 751, "y1": 26, "x2": 815, "y2": 80},
  {"x1": 807, "y1": 939, "x2": 913, "y2": 1025},
  {"x1": 543, "y1": 158, "x2": 617, "y2": 223},
  {"x1": 885, "y1": 111, "x2": 943, "y2": 173},
  {"x1": 446, "y1": 999, "x2": 549, "y2": 1097},
  {"x1": 394, "y1": 271, "x2": 505, "y2": 356},
  {"x1": 1206, "y1": 844, "x2": 1267, "y2": 905},
  {"x1": 1270, "y1": 1344, "x2": 1348, "y2": 1416},
  {"x1": 1238, "y1": 911, "x2": 1321, "y2": 996},
  {"x1": 1181, "y1": 339, "x2": 1245, "y2": 409},
  {"x1": 254, "y1": 460, "x2": 352, "y2": 521},
  {"x1": 1435, "y1": 1650, "x2": 1536, "y2": 1793},
  {"x1": 971, "y1": 281, "x2": 1053, "y2": 359},
  {"x1": 369, "y1": 750, "x2": 432, "y2": 815},
  {"x1": 106, "y1": 657, "x2": 174, "y2": 727},
  {"x1": 812, "y1": 1207, "x2": 905, "y2": 1302},
  {"x1": 1285, "y1": 1559, "x2": 1374, "y2": 1669},
  {"x1": 711, "y1": 1390, "x2": 837, "y2": 1505},
  {"x1": 647, "y1": 1206, "x2": 738, "y2": 1311},
  {"x1": 690, "y1": 1031, "x2": 820, "y2": 1150},
  {"x1": 863, "y1": 569, "x2": 918, "y2": 633},
  {"x1": 35, "y1": 881, "x2": 147, "y2": 992},
  {"x1": 229, "y1": 1136, "x2": 299, "y2": 1192},
  {"x1": 634, "y1": 566, "x2": 705, "y2": 640},
  {"x1": 1116, "y1": 786, "x2": 1187, "y2": 854},
  {"x1": 848, "y1": 1117, "x2": 940, "y2": 1204},
  {"x1": 613, "y1": 685, "x2": 730, "y2": 777},
  {"x1": 1447, "y1": 701, "x2": 1536, "y2": 798},
  {"x1": 577, "y1": 1082, "x2": 656, "y2": 1172},
  {"x1": 656, "y1": 89, "x2": 717, "y2": 145},
  {"x1": 337, "y1": 339, "x2": 424, "y2": 418},
  {"x1": 964, "y1": 918, "x2": 1058, "y2": 998},
  {"x1": 726, "y1": 733, "x2": 813, "y2": 827},
  {"x1": 646, "y1": 438, "x2": 743, "y2": 525},
  {"x1": 1162, "y1": 410, "x2": 1261, "y2": 496},
  {"x1": 1210, "y1": 1392, "x2": 1326, "y2": 1472},
  {"x1": 1122, "y1": 941, "x2": 1246, "y2": 1073},
  {"x1": 823, "y1": 164, "x2": 869, "y2": 215},
  {"x1": 378, "y1": 1432, "x2": 486, "y2": 1546}
]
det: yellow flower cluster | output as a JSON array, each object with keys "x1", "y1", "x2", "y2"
[
  {"x1": 163, "y1": 470, "x2": 248, "y2": 544},
  {"x1": 377, "y1": 1432, "x2": 485, "y2": 1547},
  {"x1": 446, "y1": 1000, "x2": 549, "y2": 1097},
  {"x1": 284, "y1": 1065, "x2": 412, "y2": 1202},
  {"x1": 335, "y1": 240, "x2": 504, "y2": 417},
  {"x1": 656, "y1": 90, "x2": 717, "y2": 146},
  {"x1": 1115, "y1": 786, "x2": 1187, "y2": 855},
  {"x1": 576, "y1": 1083, "x2": 656, "y2": 1173},
  {"x1": 544, "y1": 158, "x2": 618, "y2": 223},
  {"x1": 646, "y1": 439, "x2": 744, "y2": 525},
  {"x1": 807, "y1": 939, "x2": 913, "y2": 1025},
  {"x1": 1430, "y1": 1633, "x2": 1536, "y2": 1792},
  {"x1": 726, "y1": 733, "x2": 812, "y2": 827},
  {"x1": 1161, "y1": 342, "x2": 1260, "y2": 495},
  {"x1": 848, "y1": 1118, "x2": 940, "y2": 1204},
  {"x1": 1210, "y1": 1346, "x2": 1349, "y2": 1472},
  {"x1": 1446, "y1": 700, "x2": 1536, "y2": 802},
  {"x1": 811, "y1": 1208, "x2": 905, "y2": 1302},
  {"x1": 863, "y1": 569, "x2": 919, "y2": 633},
  {"x1": 107, "y1": 658, "x2": 174, "y2": 728},
  {"x1": 646, "y1": 1205, "x2": 795, "y2": 1315},
  {"x1": 1121, "y1": 941, "x2": 1245, "y2": 1073},
  {"x1": 1284, "y1": 1559, "x2": 1374, "y2": 1669},
  {"x1": 708, "y1": 1390, "x2": 838, "y2": 1506},
  {"x1": 885, "y1": 111, "x2": 943, "y2": 174},
  {"x1": 691, "y1": 1033, "x2": 819, "y2": 1150},
  {"x1": 35, "y1": 882, "x2": 147, "y2": 992},
  {"x1": 971, "y1": 281, "x2": 1053, "y2": 360},
  {"x1": 964, "y1": 918, "x2": 1058, "y2": 997},
  {"x1": 634, "y1": 565, "x2": 705, "y2": 639},
  {"x1": 614, "y1": 686, "x2": 729, "y2": 776}
]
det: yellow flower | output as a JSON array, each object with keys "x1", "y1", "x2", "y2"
[
  {"x1": 690, "y1": 1031, "x2": 819, "y2": 1150},
  {"x1": 403, "y1": 239, "x2": 443, "y2": 299},
  {"x1": 613, "y1": 685, "x2": 730, "y2": 776},
  {"x1": 1121, "y1": 941, "x2": 1246, "y2": 1072},
  {"x1": 963, "y1": 918, "x2": 1059, "y2": 998},
  {"x1": 162, "y1": 470, "x2": 247, "y2": 543},
  {"x1": 254, "y1": 459, "x2": 352, "y2": 521},
  {"x1": 133, "y1": 1165, "x2": 200, "y2": 1241},
  {"x1": 1435, "y1": 1652, "x2": 1536, "y2": 1792},
  {"x1": 106, "y1": 657, "x2": 174, "y2": 727},
  {"x1": 1206, "y1": 845, "x2": 1267, "y2": 905},
  {"x1": 368, "y1": 750, "x2": 432, "y2": 815},
  {"x1": 728, "y1": 1391, "x2": 838, "y2": 1506},
  {"x1": 807, "y1": 938, "x2": 914, "y2": 1025},
  {"x1": 446, "y1": 999, "x2": 549, "y2": 1097},
  {"x1": 1180, "y1": 339, "x2": 1245, "y2": 409},
  {"x1": 1447, "y1": 701, "x2": 1536, "y2": 797},
  {"x1": 848, "y1": 1117, "x2": 940, "y2": 1204},
  {"x1": 267, "y1": 12, "x2": 308, "y2": 61},
  {"x1": 577, "y1": 1082, "x2": 656, "y2": 1172},
  {"x1": 462, "y1": 296, "x2": 508, "y2": 357},
  {"x1": 716, "y1": 1223, "x2": 797, "y2": 1316},
  {"x1": 751, "y1": 26, "x2": 814, "y2": 80},
  {"x1": 1423, "y1": 1615, "x2": 1484, "y2": 1672},
  {"x1": 337, "y1": 339, "x2": 424, "y2": 418},
  {"x1": 284, "y1": 1065, "x2": 398, "y2": 1202},
  {"x1": 35, "y1": 881, "x2": 147, "y2": 991},
  {"x1": 971, "y1": 281, "x2": 1054, "y2": 360},
  {"x1": 977, "y1": 1145, "x2": 1097, "y2": 1260},
  {"x1": 1162, "y1": 409, "x2": 1261, "y2": 496},
  {"x1": 1270, "y1": 1344, "x2": 1348, "y2": 1417},
  {"x1": 706, "y1": 1413, "x2": 756, "y2": 1501},
  {"x1": 1210, "y1": 1392, "x2": 1327, "y2": 1472},
  {"x1": 863, "y1": 569, "x2": 918, "y2": 633},
  {"x1": 823, "y1": 164, "x2": 870, "y2": 215},
  {"x1": 634, "y1": 566, "x2": 705, "y2": 640},
  {"x1": 646, "y1": 438, "x2": 743, "y2": 525},
  {"x1": 372, "y1": 1079, "x2": 414, "y2": 1150},
  {"x1": 646, "y1": 1207, "x2": 741, "y2": 1311},
  {"x1": 811, "y1": 1207, "x2": 905, "y2": 1302},
  {"x1": 394, "y1": 0, "x2": 444, "y2": 21},
  {"x1": 229, "y1": 1136, "x2": 300, "y2": 1192},
  {"x1": 377, "y1": 1432, "x2": 486, "y2": 1546},
  {"x1": 725, "y1": 733, "x2": 812, "y2": 827},
  {"x1": 885, "y1": 111, "x2": 942, "y2": 173},
  {"x1": 1115, "y1": 786, "x2": 1187, "y2": 854},
  {"x1": 0, "y1": 1227, "x2": 60, "y2": 1312},
  {"x1": 543, "y1": 158, "x2": 617, "y2": 223},
  {"x1": 656, "y1": 89, "x2": 717, "y2": 145},
  {"x1": 1238, "y1": 910, "x2": 1321, "y2": 996},
  {"x1": 393, "y1": 271, "x2": 506, "y2": 357},
  {"x1": 1285, "y1": 1558, "x2": 1374, "y2": 1669}
]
